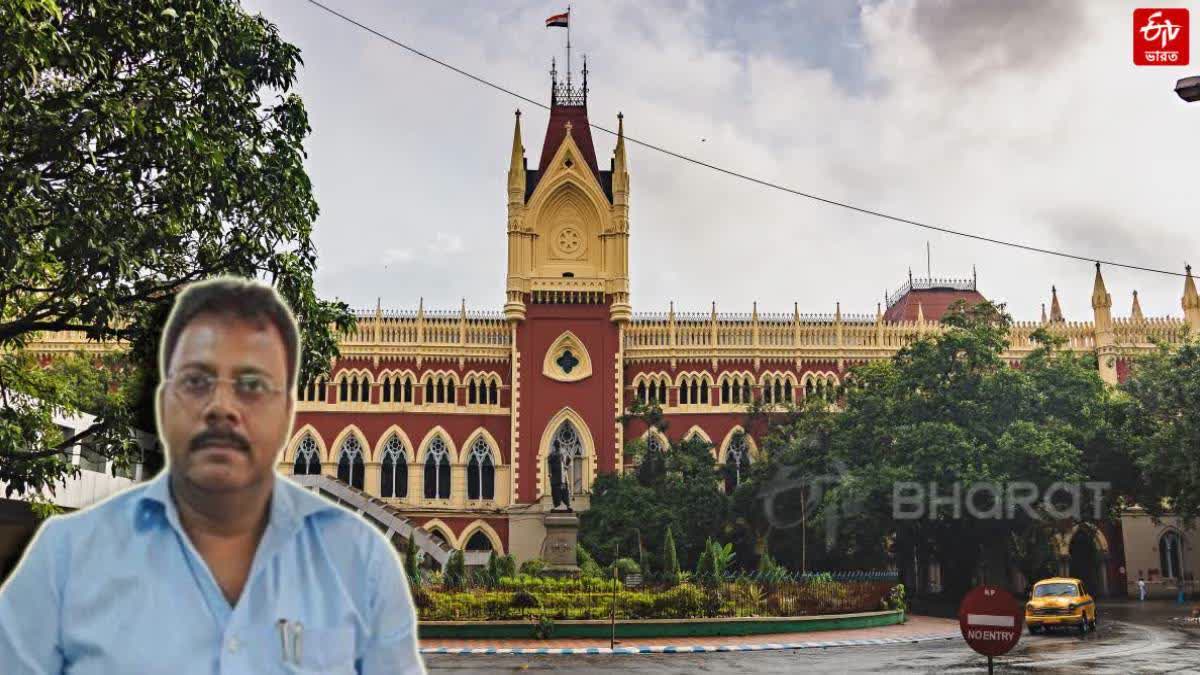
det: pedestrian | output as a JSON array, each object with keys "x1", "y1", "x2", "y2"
[
  {"x1": 1138, "y1": 577, "x2": 1147, "y2": 601},
  {"x1": 0, "y1": 278, "x2": 426, "y2": 674}
]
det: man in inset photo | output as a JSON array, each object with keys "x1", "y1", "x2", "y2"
[{"x1": 0, "y1": 277, "x2": 425, "y2": 674}]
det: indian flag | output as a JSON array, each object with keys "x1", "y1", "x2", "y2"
[{"x1": 545, "y1": 11, "x2": 568, "y2": 28}]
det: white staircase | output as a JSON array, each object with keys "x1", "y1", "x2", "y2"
[{"x1": 289, "y1": 474, "x2": 491, "y2": 569}]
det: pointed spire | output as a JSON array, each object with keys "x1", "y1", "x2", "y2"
[
  {"x1": 1091, "y1": 262, "x2": 1112, "y2": 310},
  {"x1": 916, "y1": 301, "x2": 925, "y2": 323},
  {"x1": 712, "y1": 301, "x2": 718, "y2": 320},
  {"x1": 752, "y1": 301, "x2": 759, "y2": 321},
  {"x1": 460, "y1": 297, "x2": 467, "y2": 317},
  {"x1": 612, "y1": 112, "x2": 628, "y2": 195},
  {"x1": 795, "y1": 301, "x2": 801, "y2": 322},
  {"x1": 876, "y1": 302, "x2": 883, "y2": 321},
  {"x1": 1131, "y1": 290, "x2": 1144, "y2": 321},
  {"x1": 1050, "y1": 286, "x2": 1063, "y2": 322},
  {"x1": 835, "y1": 301, "x2": 842, "y2": 321},
  {"x1": 1041, "y1": 303, "x2": 1048, "y2": 324},
  {"x1": 417, "y1": 297, "x2": 425, "y2": 318},
  {"x1": 1184, "y1": 264, "x2": 1200, "y2": 310},
  {"x1": 508, "y1": 110, "x2": 526, "y2": 196},
  {"x1": 375, "y1": 297, "x2": 382, "y2": 317}
]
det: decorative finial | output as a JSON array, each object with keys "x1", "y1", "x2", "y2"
[
  {"x1": 1188, "y1": 263, "x2": 1193, "y2": 276},
  {"x1": 515, "y1": 108, "x2": 521, "y2": 118},
  {"x1": 564, "y1": 120, "x2": 573, "y2": 135}
]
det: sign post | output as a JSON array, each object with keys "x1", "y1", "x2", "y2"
[{"x1": 958, "y1": 585, "x2": 1023, "y2": 673}]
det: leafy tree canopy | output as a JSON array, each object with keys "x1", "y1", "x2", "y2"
[{"x1": 1, "y1": 0, "x2": 353, "y2": 497}]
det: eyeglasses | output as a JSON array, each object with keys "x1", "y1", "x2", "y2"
[{"x1": 165, "y1": 369, "x2": 284, "y2": 409}]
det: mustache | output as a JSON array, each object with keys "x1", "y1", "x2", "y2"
[{"x1": 189, "y1": 428, "x2": 251, "y2": 453}]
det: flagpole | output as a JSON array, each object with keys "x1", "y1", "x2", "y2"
[{"x1": 566, "y1": 6, "x2": 571, "y2": 87}]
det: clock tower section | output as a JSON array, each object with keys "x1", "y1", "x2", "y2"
[{"x1": 504, "y1": 62, "x2": 630, "y2": 517}]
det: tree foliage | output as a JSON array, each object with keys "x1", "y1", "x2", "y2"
[
  {"x1": 1122, "y1": 338, "x2": 1200, "y2": 523},
  {"x1": 1, "y1": 0, "x2": 353, "y2": 495}
]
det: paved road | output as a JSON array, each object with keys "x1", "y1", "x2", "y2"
[{"x1": 425, "y1": 601, "x2": 1200, "y2": 674}]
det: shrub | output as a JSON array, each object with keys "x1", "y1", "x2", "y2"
[
  {"x1": 577, "y1": 544, "x2": 605, "y2": 578},
  {"x1": 610, "y1": 557, "x2": 640, "y2": 579},
  {"x1": 653, "y1": 584, "x2": 705, "y2": 618},
  {"x1": 496, "y1": 554, "x2": 518, "y2": 579},
  {"x1": 519, "y1": 558, "x2": 547, "y2": 577},
  {"x1": 404, "y1": 536, "x2": 421, "y2": 586},
  {"x1": 662, "y1": 526, "x2": 681, "y2": 586},
  {"x1": 445, "y1": 550, "x2": 467, "y2": 590},
  {"x1": 512, "y1": 589, "x2": 540, "y2": 610},
  {"x1": 532, "y1": 615, "x2": 555, "y2": 639}
]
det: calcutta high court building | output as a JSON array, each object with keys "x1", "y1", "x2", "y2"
[
  {"x1": 26, "y1": 59, "x2": 1194, "y2": 591},
  {"x1": 245, "y1": 60, "x2": 1200, "y2": 593}
]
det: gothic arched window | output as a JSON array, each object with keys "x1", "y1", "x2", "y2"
[
  {"x1": 724, "y1": 434, "x2": 750, "y2": 495},
  {"x1": 336, "y1": 435, "x2": 365, "y2": 490},
  {"x1": 293, "y1": 435, "x2": 321, "y2": 475},
  {"x1": 1161, "y1": 531, "x2": 1183, "y2": 579},
  {"x1": 423, "y1": 437, "x2": 451, "y2": 499},
  {"x1": 550, "y1": 421, "x2": 586, "y2": 496},
  {"x1": 465, "y1": 531, "x2": 493, "y2": 552},
  {"x1": 380, "y1": 435, "x2": 408, "y2": 498},
  {"x1": 466, "y1": 437, "x2": 495, "y2": 501}
]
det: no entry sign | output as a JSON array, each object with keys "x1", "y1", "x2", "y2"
[{"x1": 958, "y1": 585, "x2": 1023, "y2": 658}]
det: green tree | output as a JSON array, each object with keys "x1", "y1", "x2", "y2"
[
  {"x1": 801, "y1": 302, "x2": 1110, "y2": 599},
  {"x1": 1122, "y1": 339, "x2": 1200, "y2": 522},
  {"x1": 661, "y1": 525, "x2": 680, "y2": 585},
  {"x1": 444, "y1": 550, "x2": 467, "y2": 590},
  {"x1": 403, "y1": 535, "x2": 420, "y2": 586},
  {"x1": 581, "y1": 432, "x2": 731, "y2": 571},
  {"x1": 1, "y1": 0, "x2": 353, "y2": 496}
]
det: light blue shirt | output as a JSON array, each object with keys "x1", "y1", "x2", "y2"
[{"x1": 0, "y1": 471, "x2": 425, "y2": 674}]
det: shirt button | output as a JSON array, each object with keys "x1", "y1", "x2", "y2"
[{"x1": 227, "y1": 637, "x2": 241, "y2": 654}]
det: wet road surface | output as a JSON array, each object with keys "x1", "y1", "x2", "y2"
[{"x1": 425, "y1": 601, "x2": 1200, "y2": 674}]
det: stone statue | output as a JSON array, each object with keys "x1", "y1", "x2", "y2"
[{"x1": 549, "y1": 452, "x2": 571, "y2": 511}]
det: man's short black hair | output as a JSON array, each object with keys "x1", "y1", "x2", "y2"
[{"x1": 160, "y1": 277, "x2": 300, "y2": 388}]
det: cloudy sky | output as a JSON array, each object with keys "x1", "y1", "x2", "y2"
[{"x1": 242, "y1": 0, "x2": 1199, "y2": 321}]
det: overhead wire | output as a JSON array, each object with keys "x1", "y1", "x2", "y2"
[{"x1": 301, "y1": 0, "x2": 1191, "y2": 279}]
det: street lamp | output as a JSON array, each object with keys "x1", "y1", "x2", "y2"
[{"x1": 1176, "y1": 75, "x2": 1200, "y2": 102}]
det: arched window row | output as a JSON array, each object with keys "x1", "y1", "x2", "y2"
[
  {"x1": 719, "y1": 374, "x2": 755, "y2": 405},
  {"x1": 633, "y1": 373, "x2": 670, "y2": 407},
  {"x1": 676, "y1": 372, "x2": 713, "y2": 406},
  {"x1": 297, "y1": 377, "x2": 327, "y2": 402},
  {"x1": 761, "y1": 373, "x2": 796, "y2": 405},
  {"x1": 423, "y1": 372, "x2": 459, "y2": 405},
  {"x1": 302, "y1": 369, "x2": 508, "y2": 408},
  {"x1": 291, "y1": 430, "x2": 500, "y2": 502},
  {"x1": 465, "y1": 373, "x2": 501, "y2": 406},
  {"x1": 380, "y1": 372, "x2": 416, "y2": 403},
  {"x1": 337, "y1": 370, "x2": 372, "y2": 403},
  {"x1": 802, "y1": 372, "x2": 840, "y2": 401}
]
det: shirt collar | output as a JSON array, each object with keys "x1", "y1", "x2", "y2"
[{"x1": 134, "y1": 469, "x2": 337, "y2": 534}]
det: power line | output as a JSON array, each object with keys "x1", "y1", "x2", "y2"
[{"x1": 300, "y1": 0, "x2": 1192, "y2": 279}]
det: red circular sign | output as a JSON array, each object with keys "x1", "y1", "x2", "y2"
[{"x1": 958, "y1": 585, "x2": 1023, "y2": 657}]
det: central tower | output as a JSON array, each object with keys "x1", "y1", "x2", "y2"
[
  {"x1": 505, "y1": 60, "x2": 630, "y2": 563},
  {"x1": 504, "y1": 59, "x2": 631, "y2": 323}
]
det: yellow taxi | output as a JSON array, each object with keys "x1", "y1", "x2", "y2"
[{"x1": 1025, "y1": 577, "x2": 1096, "y2": 634}]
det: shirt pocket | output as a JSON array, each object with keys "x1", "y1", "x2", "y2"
[{"x1": 291, "y1": 626, "x2": 357, "y2": 674}]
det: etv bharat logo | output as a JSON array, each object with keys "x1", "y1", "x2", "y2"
[{"x1": 1134, "y1": 8, "x2": 1189, "y2": 65}]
